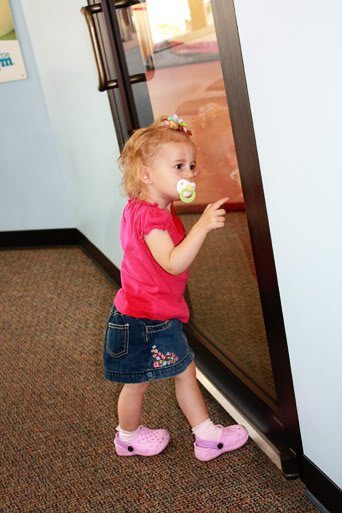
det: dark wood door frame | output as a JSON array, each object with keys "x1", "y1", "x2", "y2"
[
  {"x1": 212, "y1": 0, "x2": 302, "y2": 454},
  {"x1": 85, "y1": 0, "x2": 302, "y2": 473}
]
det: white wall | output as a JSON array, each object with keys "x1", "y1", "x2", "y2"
[
  {"x1": 21, "y1": 0, "x2": 125, "y2": 267},
  {"x1": 0, "y1": 0, "x2": 75, "y2": 231},
  {"x1": 234, "y1": 0, "x2": 342, "y2": 486}
]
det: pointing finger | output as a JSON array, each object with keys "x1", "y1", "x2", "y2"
[{"x1": 210, "y1": 197, "x2": 229, "y2": 210}]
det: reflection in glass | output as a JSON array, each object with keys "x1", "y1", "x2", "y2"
[
  {"x1": 129, "y1": 0, "x2": 243, "y2": 208},
  {"x1": 117, "y1": 0, "x2": 277, "y2": 404}
]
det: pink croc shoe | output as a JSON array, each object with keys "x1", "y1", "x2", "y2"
[
  {"x1": 114, "y1": 425, "x2": 170, "y2": 457},
  {"x1": 194, "y1": 424, "x2": 248, "y2": 462}
]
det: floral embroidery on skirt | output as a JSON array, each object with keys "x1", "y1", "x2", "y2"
[{"x1": 151, "y1": 344, "x2": 179, "y2": 368}]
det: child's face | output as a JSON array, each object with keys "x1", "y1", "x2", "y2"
[{"x1": 144, "y1": 141, "x2": 197, "y2": 204}]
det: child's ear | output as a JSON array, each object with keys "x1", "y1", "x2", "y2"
[{"x1": 140, "y1": 165, "x2": 152, "y2": 184}]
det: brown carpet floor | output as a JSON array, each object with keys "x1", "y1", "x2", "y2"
[{"x1": 0, "y1": 247, "x2": 317, "y2": 513}]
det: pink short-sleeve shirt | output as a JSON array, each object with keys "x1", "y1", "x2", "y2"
[{"x1": 114, "y1": 198, "x2": 190, "y2": 323}]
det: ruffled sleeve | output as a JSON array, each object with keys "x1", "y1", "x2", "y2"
[{"x1": 139, "y1": 204, "x2": 173, "y2": 237}]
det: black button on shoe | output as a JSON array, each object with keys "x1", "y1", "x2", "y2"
[
  {"x1": 217, "y1": 443, "x2": 223, "y2": 449},
  {"x1": 128, "y1": 446, "x2": 134, "y2": 452}
]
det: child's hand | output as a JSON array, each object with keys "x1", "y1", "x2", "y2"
[{"x1": 196, "y1": 197, "x2": 229, "y2": 233}]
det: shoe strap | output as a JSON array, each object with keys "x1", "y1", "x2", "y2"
[
  {"x1": 115, "y1": 425, "x2": 142, "y2": 448},
  {"x1": 115, "y1": 436, "x2": 131, "y2": 449},
  {"x1": 195, "y1": 425, "x2": 224, "y2": 449}
]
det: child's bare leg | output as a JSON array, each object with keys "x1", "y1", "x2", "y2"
[
  {"x1": 117, "y1": 382, "x2": 150, "y2": 431},
  {"x1": 174, "y1": 361, "x2": 249, "y2": 461},
  {"x1": 174, "y1": 361, "x2": 209, "y2": 427}
]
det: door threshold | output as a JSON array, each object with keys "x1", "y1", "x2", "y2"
[{"x1": 196, "y1": 367, "x2": 281, "y2": 471}]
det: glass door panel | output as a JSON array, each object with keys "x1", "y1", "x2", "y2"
[
  {"x1": 115, "y1": 0, "x2": 277, "y2": 405},
  {"x1": 119, "y1": 0, "x2": 243, "y2": 209}
]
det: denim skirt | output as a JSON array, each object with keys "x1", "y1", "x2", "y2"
[{"x1": 103, "y1": 305, "x2": 195, "y2": 383}]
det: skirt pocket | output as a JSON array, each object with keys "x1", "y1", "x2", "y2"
[{"x1": 105, "y1": 321, "x2": 129, "y2": 358}]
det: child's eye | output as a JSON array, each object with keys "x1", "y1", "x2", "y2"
[
  {"x1": 175, "y1": 163, "x2": 183, "y2": 170},
  {"x1": 190, "y1": 163, "x2": 196, "y2": 170}
]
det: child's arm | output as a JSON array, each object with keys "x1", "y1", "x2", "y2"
[{"x1": 144, "y1": 197, "x2": 228, "y2": 275}]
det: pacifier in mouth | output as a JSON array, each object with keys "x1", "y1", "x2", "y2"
[{"x1": 176, "y1": 179, "x2": 196, "y2": 203}]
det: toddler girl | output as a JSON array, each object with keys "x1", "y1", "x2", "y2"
[{"x1": 103, "y1": 114, "x2": 248, "y2": 461}]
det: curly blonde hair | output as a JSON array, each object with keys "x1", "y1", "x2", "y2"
[{"x1": 118, "y1": 115, "x2": 194, "y2": 198}]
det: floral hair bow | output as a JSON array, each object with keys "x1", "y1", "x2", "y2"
[{"x1": 164, "y1": 114, "x2": 192, "y2": 136}]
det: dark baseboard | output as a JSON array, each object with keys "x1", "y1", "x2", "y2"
[
  {"x1": 300, "y1": 457, "x2": 341, "y2": 513},
  {"x1": 0, "y1": 228, "x2": 81, "y2": 248},
  {"x1": 1, "y1": 228, "x2": 340, "y2": 512},
  {"x1": 305, "y1": 491, "x2": 331, "y2": 513},
  {"x1": 80, "y1": 234, "x2": 121, "y2": 286}
]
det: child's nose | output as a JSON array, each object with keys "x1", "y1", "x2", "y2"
[{"x1": 185, "y1": 167, "x2": 198, "y2": 178}]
